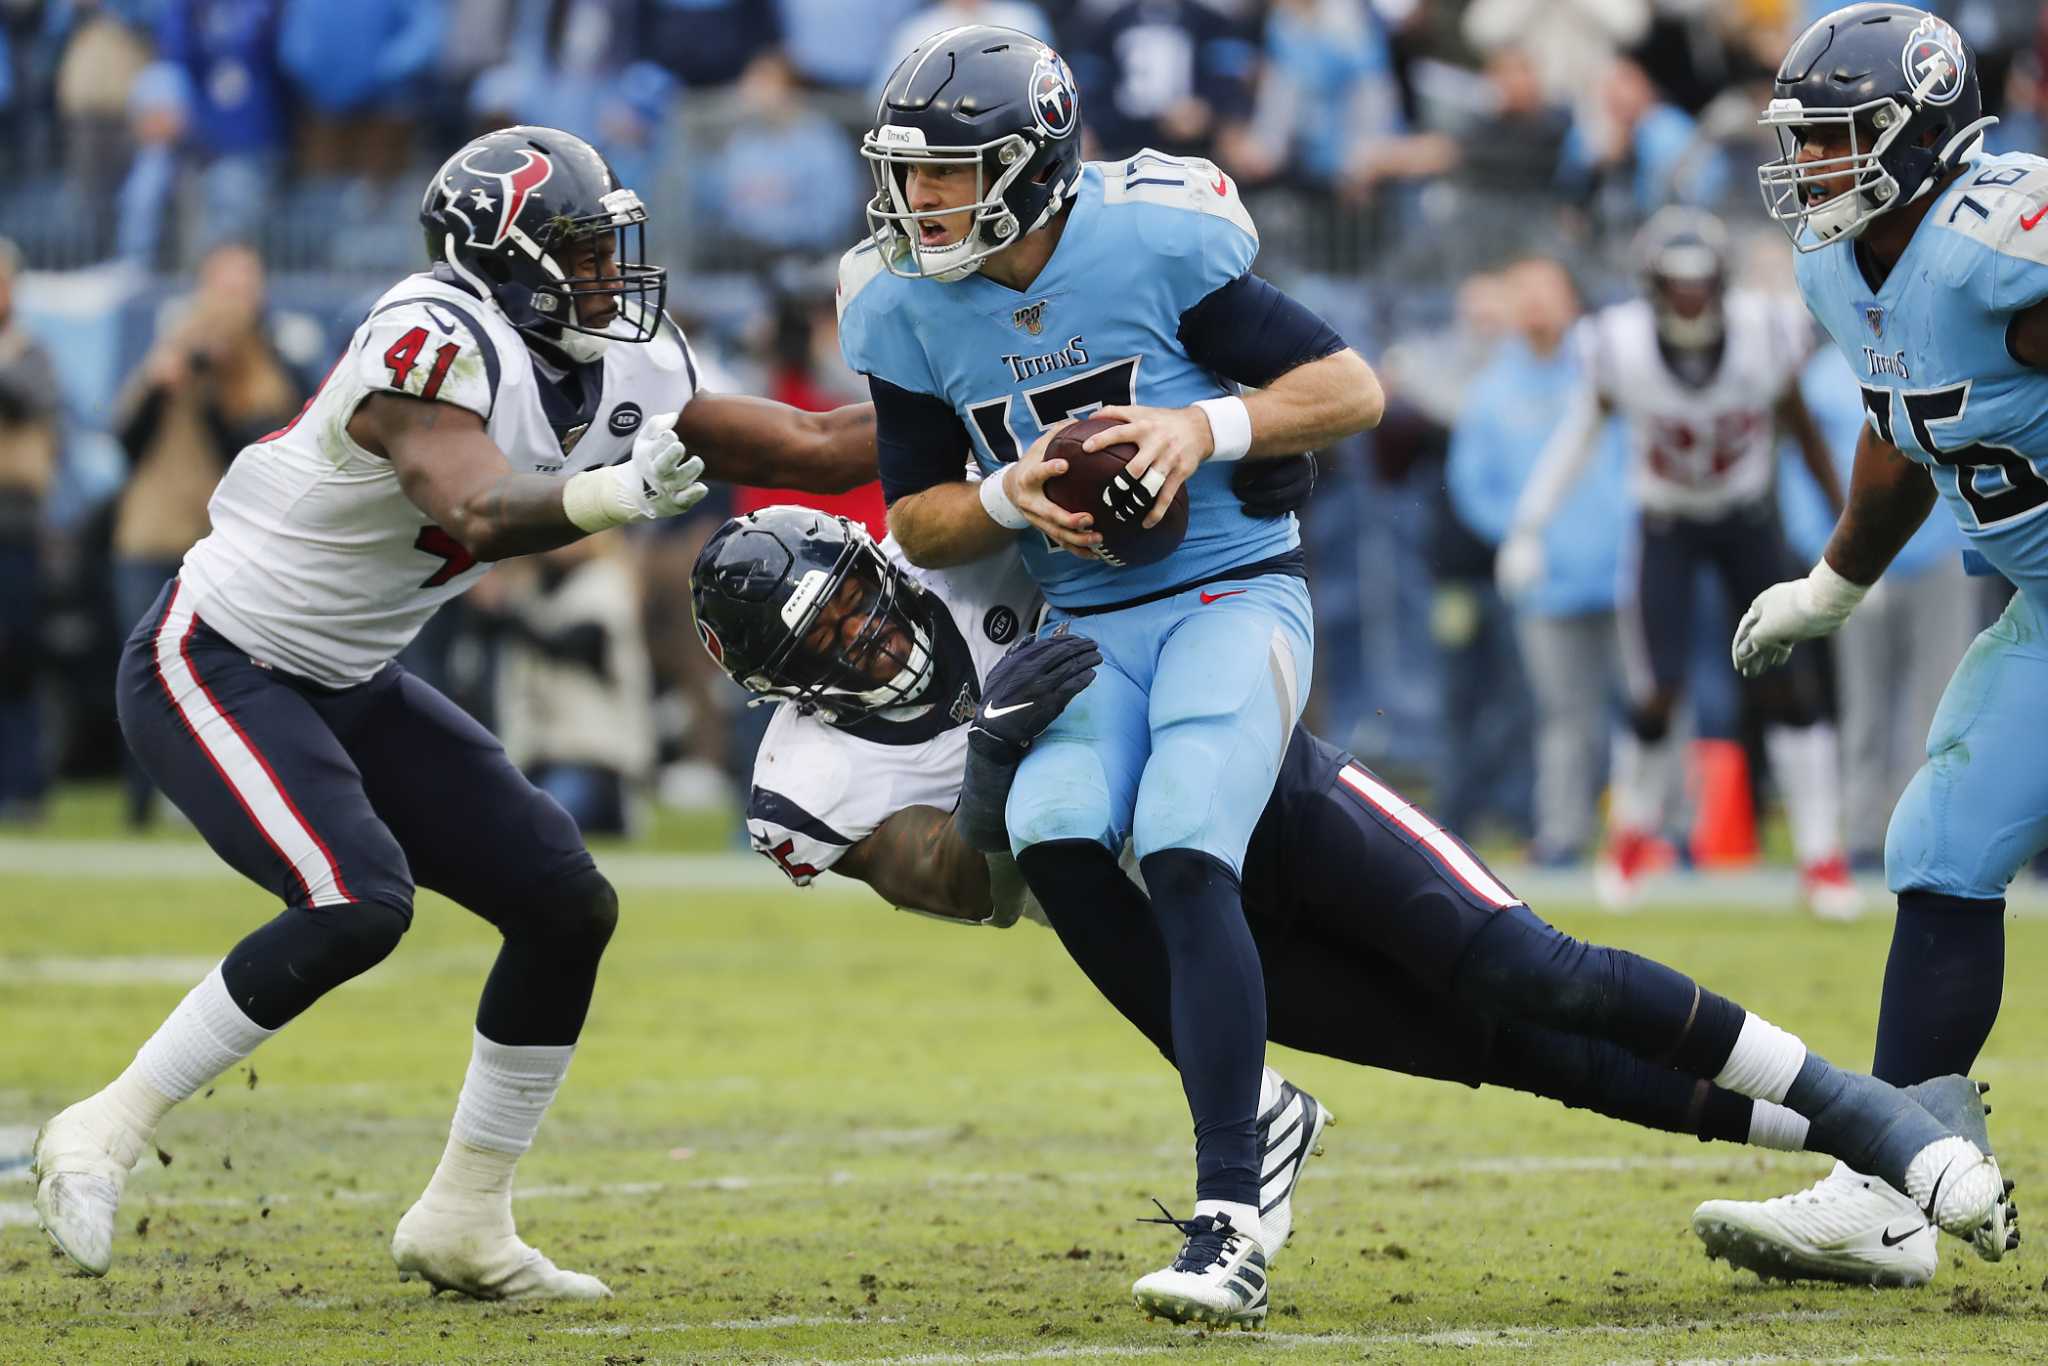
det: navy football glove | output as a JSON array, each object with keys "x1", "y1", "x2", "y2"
[
  {"x1": 1231, "y1": 452, "x2": 1316, "y2": 518},
  {"x1": 969, "y1": 631, "x2": 1101, "y2": 760}
]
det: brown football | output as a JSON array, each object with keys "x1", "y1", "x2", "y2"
[{"x1": 1042, "y1": 416, "x2": 1190, "y2": 569}]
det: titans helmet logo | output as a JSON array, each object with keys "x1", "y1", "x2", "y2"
[
  {"x1": 1029, "y1": 53, "x2": 1078, "y2": 139},
  {"x1": 696, "y1": 620, "x2": 724, "y2": 665},
  {"x1": 1901, "y1": 15, "x2": 1967, "y2": 107}
]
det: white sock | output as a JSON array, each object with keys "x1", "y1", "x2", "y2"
[
  {"x1": 130, "y1": 964, "x2": 276, "y2": 1102},
  {"x1": 1747, "y1": 1100, "x2": 1812, "y2": 1152},
  {"x1": 1610, "y1": 731, "x2": 1673, "y2": 834},
  {"x1": 1713, "y1": 1011, "x2": 1808, "y2": 1105},
  {"x1": 421, "y1": 1032, "x2": 576, "y2": 1207},
  {"x1": 1765, "y1": 723, "x2": 1844, "y2": 866},
  {"x1": 1194, "y1": 1199, "x2": 1265, "y2": 1251}
]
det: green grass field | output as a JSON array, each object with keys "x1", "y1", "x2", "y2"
[{"x1": 3, "y1": 824, "x2": 2045, "y2": 1364}]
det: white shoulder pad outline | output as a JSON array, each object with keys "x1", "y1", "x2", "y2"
[
  {"x1": 1101, "y1": 149, "x2": 1258, "y2": 245},
  {"x1": 837, "y1": 238, "x2": 891, "y2": 323},
  {"x1": 353, "y1": 295, "x2": 500, "y2": 421}
]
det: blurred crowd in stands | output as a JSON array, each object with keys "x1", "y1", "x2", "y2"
[{"x1": 2, "y1": 0, "x2": 2046, "y2": 871}]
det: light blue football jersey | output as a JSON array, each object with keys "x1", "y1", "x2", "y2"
[
  {"x1": 837, "y1": 150, "x2": 1299, "y2": 609},
  {"x1": 1795, "y1": 150, "x2": 2048, "y2": 601}
]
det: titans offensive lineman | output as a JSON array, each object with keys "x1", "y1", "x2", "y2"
[
  {"x1": 1692, "y1": 5, "x2": 2043, "y2": 1286},
  {"x1": 692, "y1": 506, "x2": 2010, "y2": 1325},
  {"x1": 837, "y1": 26, "x2": 1381, "y2": 1323},
  {"x1": 1497, "y1": 208, "x2": 1856, "y2": 915},
  {"x1": 30, "y1": 127, "x2": 874, "y2": 1297}
]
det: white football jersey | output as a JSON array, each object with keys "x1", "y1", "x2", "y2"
[
  {"x1": 179, "y1": 272, "x2": 700, "y2": 687},
  {"x1": 746, "y1": 543, "x2": 1041, "y2": 886},
  {"x1": 1581, "y1": 291, "x2": 1811, "y2": 518}
]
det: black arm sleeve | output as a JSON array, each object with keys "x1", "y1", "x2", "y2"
[
  {"x1": 871, "y1": 374, "x2": 974, "y2": 506},
  {"x1": 1176, "y1": 272, "x2": 1347, "y2": 388}
]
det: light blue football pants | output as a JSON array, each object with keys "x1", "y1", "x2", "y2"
[{"x1": 1006, "y1": 573, "x2": 1313, "y2": 872}]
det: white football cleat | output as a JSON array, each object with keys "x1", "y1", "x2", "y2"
[
  {"x1": 1693, "y1": 1162, "x2": 1937, "y2": 1287},
  {"x1": 392, "y1": 1195, "x2": 611, "y2": 1300},
  {"x1": 1905, "y1": 1075, "x2": 2020, "y2": 1262},
  {"x1": 1254, "y1": 1069, "x2": 1333, "y2": 1260},
  {"x1": 31, "y1": 1097, "x2": 153, "y2": 1277},
  {"x1": 1132, "y1": 1205, "x2": 1268, "y2": 1328}
]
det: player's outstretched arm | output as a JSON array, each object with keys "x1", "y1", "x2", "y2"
[
  {"x1": 361, "y1": 392, "x2": 707, "y2": 561},
  {"x1": 676, "y1": 394, "x2": 877, "y2": 495},
  {"x1": 1732, "y1": 422, "x2": 1933, "y2": 677},
  {"x1": 833, "y1": 805, "x2": 1000, "y2": 923}
]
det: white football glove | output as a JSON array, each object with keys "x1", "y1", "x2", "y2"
[
  {"x1": 1731, "y1": 560, "x2": 1869, "y2": 678},
  {"x1": 1495, "y1": 531, "x2": 1545, "y2": 600},
  {"x1": 562, "y1": 411, "x2": 707, "y2": 532}
]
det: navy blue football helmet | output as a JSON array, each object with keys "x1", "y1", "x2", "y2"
[
  {"x1": 1636, "y1": 207, "x2": 1730, "y2": 349},
  {"x1": 1758, "y1": 4, "x2": 1996, "y2": 251},
  {"x1": 862, "y1": 25, "x2": 1085, "y2": 281},
  {"x1": 421, "y1": 125, "x2": 666, "y2": 361},
  {"x1": 691, "y1": 508, "x2": 938, "y2": 723}
]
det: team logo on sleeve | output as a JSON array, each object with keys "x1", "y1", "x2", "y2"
[
  {"x1": 1901, "y1": 15, "x2": 1968, "y2": 106},
  {"x1": 983, "y1": 605, "x2": 1020, "y2": 643},
  {"x1": 1029, "y1": 53, "x2": 1079, "y2": 139}
]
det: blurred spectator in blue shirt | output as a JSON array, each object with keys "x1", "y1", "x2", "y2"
[
  {"x1": 636, "y1": 0, "x2": 780, "y2": 88},
  {"x1": 0, "y1": 238, "x2": 59, "y2": 822},
  {"x1": 1451, "y1": 259, "x2": 1630, "y2": 863},
  {"x1": 1559, "y1": 57, "x2": 1726, "y2": 221},
  {"x1": 152, "y1": 1, "x2": 291, "y2": 254},
  {"x1": 1779, "y1": 345, "x2": 1975, "y2": 868},
  {"x1": 1064, "y1": 0, "x2": 1259, "y2": 165},
  {"x1": 1245, "y1": 0, "x2": 1401, "y2": 190},
  {"x1": 694, "y1": 54, "x2": 862, "y2": 257},
  {"x1": 280, "y1": 0, "x2": 447, "y2": 184},
  {"x1": 115, "y1": 60, "x2": 188, "y2": 263},
  {"x1": 779, "y1": 0, "x2": 921, "y2": 90}
]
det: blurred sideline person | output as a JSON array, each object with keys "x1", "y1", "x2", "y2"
[
  {"x1": 1448, "y1": 259, "x2": 1630, "y2": 865},
  {"x1": 1497, "y1": 207, "x2": 1857, "y2": 915},
  {"x1": 0, "y1": 238, "x2": 58, "y2": 822},
  {"x1": 688, "y1": 505, "x2": 2011, "y2": 1300},
  {"x1": 31, "y1": 125, "x2": 875, "y2": 1299},
  {"x1": 112, "y1": 243, "x2": 303, "y2": 828},
  {"x1": 1700, "y1": 4, "x2": 2044, "y2": 1286},
  {"x1": 475, "y1": 534, "x2": 655, "y2": 838}
]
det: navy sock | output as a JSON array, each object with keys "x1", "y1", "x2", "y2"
[
  {"x1": 1014, "y1": 840, "x2": 1175, "y2": 1061},
  {"x1": 1783, "y1": 1052, "x2": 1944, "y2": 1192},
  {"x1": 1487, "y1": 1023, "x2": 1754, "y2": 1144},
  {"x1": 1450, "y1": 906, "x2": 1746, "y2": 1077},
  {"x1": 1872, "y1": 891, "x2": 2006, "y2": 1085},
  {"x1": 1140, "y1": 848, "x2": 1266, "y2": 1209}
]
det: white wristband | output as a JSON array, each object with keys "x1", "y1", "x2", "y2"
[
  {"x1": 1193, "y1": 396, "x2": 1252, "y2": 462},
  {"x1": 977, "y1": 465, "x2": 1031, "y2": 530},
  {"x1": 1804, "y1": 557, "x2": 1869, "y2": 622},
  {"x1": 563, "y1": 465, "x2": 637, "y2": 533}
]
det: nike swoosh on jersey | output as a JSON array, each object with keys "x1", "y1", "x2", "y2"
[
  {"x1": 1200, "y1": 589, "x2": 1248, "y2": 604},
  {"x1": 2022, "y1": 204, "x2": 2048, "y2": 231},
  {"x1": 982, "y1": 701, "x2": 1033, "y2": 718},
  {"x1": 1211, "y1": 172, "x2": 1228, "y2": 196}
]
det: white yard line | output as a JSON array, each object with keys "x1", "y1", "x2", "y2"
[{"x1": 9, "y1": 836, "x2": 2048, "y2": 913}]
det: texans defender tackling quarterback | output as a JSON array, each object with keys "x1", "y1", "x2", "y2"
[
  {"x1": 1692, "y1": 3, "x2": 2044, "y2": 1285},
  {"x1": 30, "y1": 126, "x2": 873, "y2": 1298},
  {"x1": 690, "y1": 504, "x2": 2012, "y2": 1325},
  {"x1": 836, "y1": 26, "x2": 1382, "y2": 1323}
]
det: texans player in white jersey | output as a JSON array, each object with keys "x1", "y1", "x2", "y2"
[
  {"x1": 1687, "y1": 4, "x2": 2046, "y2": 1287},
  {"x1": 690, "y1": 505, "x2": 2010, "y2": 1322},
  {"x1": 29, "y1": 126, "x2": 875, "y2": 1298},
  {"x1": 1497, "y1": 208, "x2": 1858, "y2": 915}
]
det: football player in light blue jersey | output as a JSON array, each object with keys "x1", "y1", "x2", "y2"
[
  {"x1": 836, "y1": 25, "x2": 1383, "y2": 1327},
  {"x1": 1696, "y1": 4, "x2": 2034, "y2": 1288}
]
